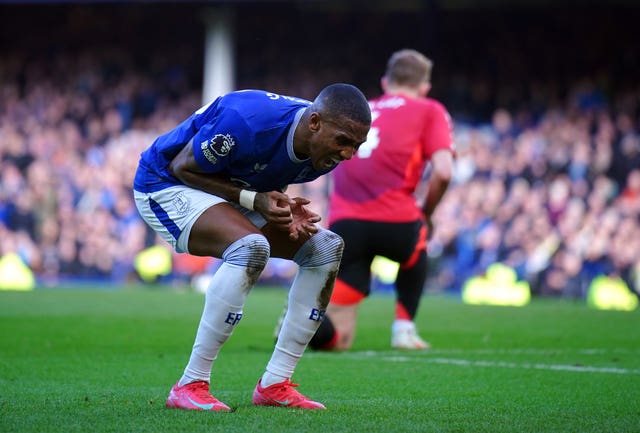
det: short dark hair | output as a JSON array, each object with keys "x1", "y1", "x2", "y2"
[{"x1": 313, "y1": 83, "x2": 371, "y2": 126}]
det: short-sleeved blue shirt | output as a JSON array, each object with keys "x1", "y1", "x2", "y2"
[{"x1": 133, "y1": 90, "x2": 334, "y2": 193}]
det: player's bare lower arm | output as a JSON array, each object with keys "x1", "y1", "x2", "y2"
[
  {"x1": 254, "y1": 190, "x2": 295, "y2": 229},
  {"x1": 169, "y1": 144, "x2": 245, "y2": 202},
  {"x1": 421, "y1": 149, "x2": 454, "y2": 220},
  {"x1": 170, "y1": 144, "x2": 296, "y2": 228}
]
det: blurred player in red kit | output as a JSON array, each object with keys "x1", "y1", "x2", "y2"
[{"x1": 309, "y1": 49, "x2": 455, "y2": 350}]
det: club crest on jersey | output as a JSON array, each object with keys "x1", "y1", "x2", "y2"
[{"x1": 201, "y1": 133, "x2": 236, "y2": 164}]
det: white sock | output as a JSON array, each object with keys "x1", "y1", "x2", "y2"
[
  {"x1": 261, "y1": 268, "x2": 332, "y2": 387},
  {"x1": 260, "y1": 371, "x2": 288, "y2": 388},
  {"x1": 262, "y1": 230, "x2": 343, "y2": 387},
  {"x1": 179, "y1": 234, "x2": 269, "y2": 386},
  {"x1": 392, "y1": 319, "x2": 416, "y2": 334}
]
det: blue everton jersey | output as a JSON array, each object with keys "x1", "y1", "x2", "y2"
[{"x1": 133, "y1": 90, "x2": 333, "y2": 193}]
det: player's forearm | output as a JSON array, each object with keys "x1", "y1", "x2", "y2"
[
  {"x1": 169, "y1": 144, "x2": 244, "y2": 203},
  {"x1": 422, "y1": 150, "x2": 454, "y2": 218},
  {"x1": 422, "y1": 175, "x2": 450, "y2": 219},
  {"x1": 175, "y1": 168, "x2": 243, "y2": 203}
]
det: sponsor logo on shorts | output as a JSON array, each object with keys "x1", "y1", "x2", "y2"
[{"x1": 173, "y1": 192, "x2": 189, "y2": 215}]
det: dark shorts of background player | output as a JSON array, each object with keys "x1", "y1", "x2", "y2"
[{"x1": 329, "y1": 219, "x2": 427, "y2": 297}]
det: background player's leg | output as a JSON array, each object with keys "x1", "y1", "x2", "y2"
[
  {"x1": 310, "y1": 279, "x2": 365, "y2": 350},
  {"x1": 393, "y1": 251, "x2": 430, "y2": 349}
]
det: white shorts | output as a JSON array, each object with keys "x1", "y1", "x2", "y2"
[{"x1": 134, "y1": 185, "x2": 266, "y2": 254}]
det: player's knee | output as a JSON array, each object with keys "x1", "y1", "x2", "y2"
[
  {"x1": 335, "y1": 333, "x2": 354, "y2": 351},
  {"x1": 222, "y1": 233, "x2": 270, "y2": 271},
  {"x1": 293, "y1": 230, "x2": 344, "y2": 267}
]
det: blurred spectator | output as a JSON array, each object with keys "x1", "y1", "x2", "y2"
[{"x1": 0, "y1": 5, "x2": 638, "y2": 299}]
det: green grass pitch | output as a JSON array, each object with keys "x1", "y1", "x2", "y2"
[{"x1": 1, "y1": 286, "x2": 639, "y2": 433}]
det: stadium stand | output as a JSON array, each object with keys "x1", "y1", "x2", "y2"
[{"x1": 0, "y1": 3, "x2": 638, "y2": 298}]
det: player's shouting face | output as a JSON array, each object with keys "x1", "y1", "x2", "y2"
[{"x1": 301, "y1": 112, "x2": 370, "y2": 171}]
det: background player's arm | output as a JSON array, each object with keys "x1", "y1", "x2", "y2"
[{"x1": 422, "y1": 149, "x2": 454, "y2": 222}]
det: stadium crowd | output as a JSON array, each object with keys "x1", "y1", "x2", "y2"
[
  {"x1": 0, "y1": 49, "x2": 202, "y2": 284},
  {"x1": 1, "y1": 5, "x2": 639, "y2": 299}
]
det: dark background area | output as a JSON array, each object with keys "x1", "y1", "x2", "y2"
[
  {"x1": 1, "y1": 1, "x2": 639, "y2": 295},
  {"x1": 1, "y1": 1, "x2": 638, "y2": 122}
]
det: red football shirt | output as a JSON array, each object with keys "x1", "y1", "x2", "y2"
[{"x1": 328, "y1": 93, "x2": 454, "y2": 224}]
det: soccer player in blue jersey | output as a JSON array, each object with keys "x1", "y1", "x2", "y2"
[{"x1": 133, "y1": 84, "x2": 371, "y2": 411}]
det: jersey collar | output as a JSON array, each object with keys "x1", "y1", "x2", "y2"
[{"x1": 287, "y1": 107, "x2": 309, "y2": 163}]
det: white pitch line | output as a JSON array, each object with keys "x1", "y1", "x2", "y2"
[
  {"x1": 416, "y1": 357, "x2": 640, "y2": 375},
  {"x1": 426, "y1": 348, "x2": 640, "y2": 355},
  {"x1": 309, "y1": 348, "x2": 640, "y2": 357},
  {"x1": 306, "y1": 350, "x2": 640, "y2": 375}
]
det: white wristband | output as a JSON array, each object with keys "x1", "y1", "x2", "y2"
[{"x1": 239, "y1": 189, "x2": 257, "y2": 210}]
